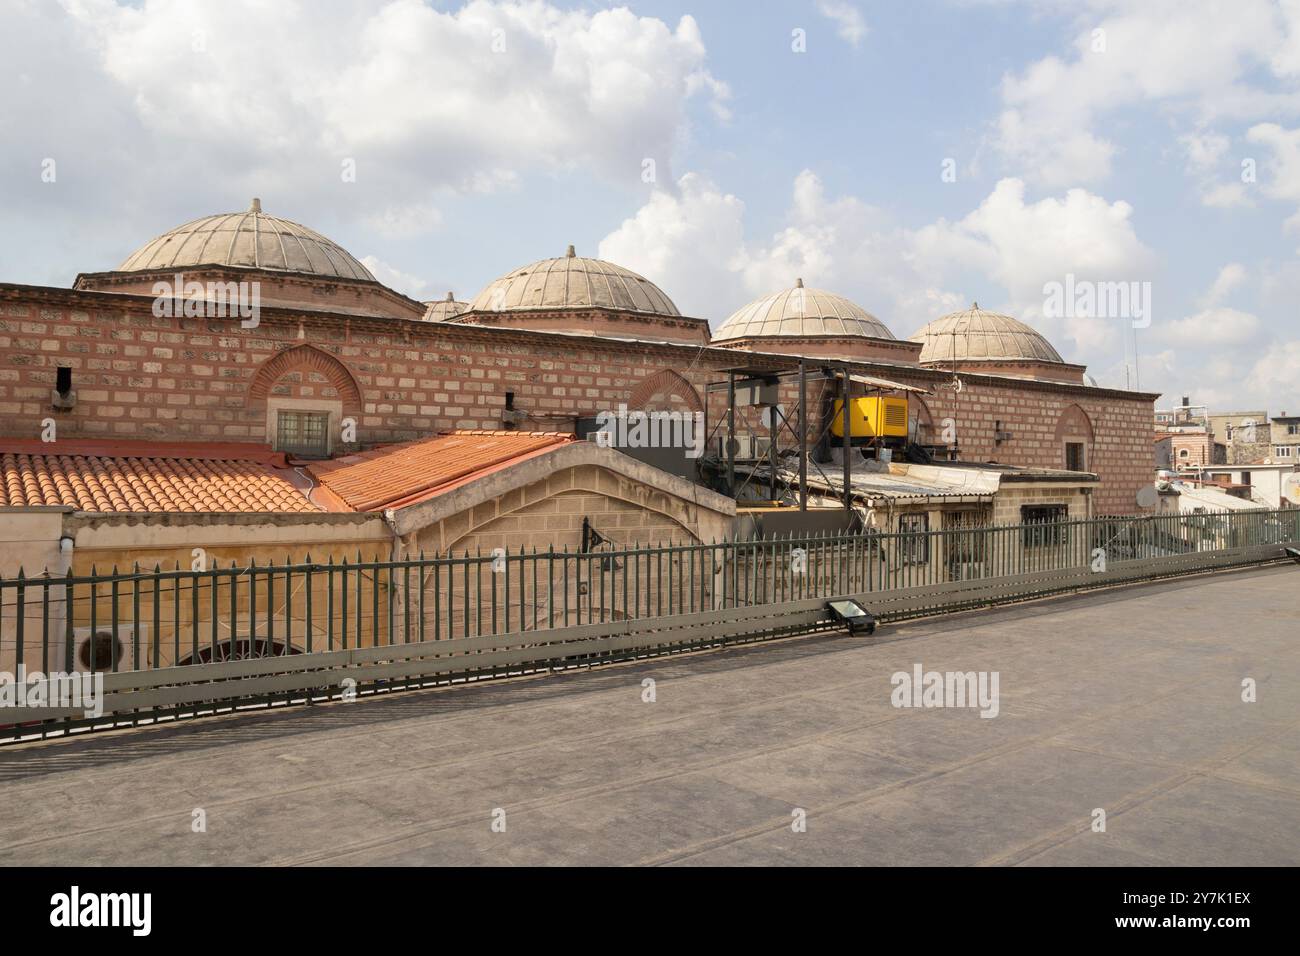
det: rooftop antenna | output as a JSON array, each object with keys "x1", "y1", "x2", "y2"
[{"x1": 1133, "y1": 322, "x2": 1141, "y2": 390}]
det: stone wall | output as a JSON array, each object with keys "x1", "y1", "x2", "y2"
[{"x1": 1, "y1": 283, "x2": 1158, "y2": 515}]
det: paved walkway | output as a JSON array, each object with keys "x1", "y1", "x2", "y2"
[{"x1": 1, "y1": 565, "x2": 1296, "y2": 866}]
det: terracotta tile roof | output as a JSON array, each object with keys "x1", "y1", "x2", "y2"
[
  {"x1": 310, "y1": 430, "x2": 575, "y2": 512},
  {"x1": 0, "y1": 444, "x2": 318, "y2": 513}
]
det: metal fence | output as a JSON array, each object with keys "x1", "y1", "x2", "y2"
[{"x1": 2, "y1": 508, "x2": 1297, "y2": 741}]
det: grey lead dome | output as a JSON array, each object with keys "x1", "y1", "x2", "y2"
[
  {"x1": 713, "y1": 279, "x2": 895, "y2": 341},
  {"x1": 116, "y1": 199, "x2": 376, "y2": 282},
  {"x1": 466, "y1": 247, "x2": 680, "y2": 316},
  {"x1": 911, "y1": 303, "x2": 1064, "y2": 364}
]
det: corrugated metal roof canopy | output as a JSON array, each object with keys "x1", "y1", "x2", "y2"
[{"x1": 849, "y1": 373, "x2": 931, "y2": 394}]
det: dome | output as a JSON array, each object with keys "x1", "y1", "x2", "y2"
[
  {"x1": 116, "y1": 199, "x2": 375, "y2": 282},
  {"x1": 423, "y1": 292, "x2": 468, "y2": 321},
  {"x1": 465, "y1": 245, "x2": 679, "y2": 316},
  {"x1": 911, "y1": 303, "x2": 1064, "y2": 364},
  {"x1": 714, "y1": 279, "x2": 894, "y2": 341}
]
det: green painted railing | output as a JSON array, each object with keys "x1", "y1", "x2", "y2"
[{"x1": 1, "y1": 507, "x2": 1296, "y2": 741}]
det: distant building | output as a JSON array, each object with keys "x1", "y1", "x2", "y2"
[
  {"x1": 1154, "y1": 433, "x2": 1173, "y2": 470},
  {"x1": 1169, "y1": 429, "x2": 1216, "y2": 472},
  {"x1": 1155, "y1": 397, "x2": 1208, "y2": 429},
  {"x1": 1170, "y1": 482, "x2": 1269, "y2": 514},
  {"x1": 1200, "y1": 460, "x2": 1300, "y2": 510},
  {"x1": 1209, "y1": 410, "x2": 1273, "y2": 465},
  {"x1": 1272, "y1": 413, "x2": 1300, "y2": 463}
]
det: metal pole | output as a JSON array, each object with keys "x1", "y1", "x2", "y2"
[
  {"x1": 768, "y1": 392, "x2": 778, "y2": 502},
  {"x1": 842, "y1": 366, "x2": 851, "y2": 513},
  {"x1": 799, "y1": 359, "x2": 807, "y2": 512},
  {"x1": 727, "y1": 371, "x2": 736, "y2": 499}
]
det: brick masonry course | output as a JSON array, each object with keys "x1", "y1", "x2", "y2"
[{"x1": 1, "y1": 286, "x2": 1158, "y2": 515}]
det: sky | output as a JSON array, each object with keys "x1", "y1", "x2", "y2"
[{"x1": 2, "y1": 0, "x2": 1300, "y2": 414}]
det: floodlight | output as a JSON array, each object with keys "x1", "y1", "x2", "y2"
[{"x1": 827, "y1": 599, "x2": 876, "y2": 636}]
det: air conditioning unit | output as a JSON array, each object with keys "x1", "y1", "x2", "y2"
[
  {"x1": 70, "y1": 624, "x2": 149, "y2": 673},
  {"x1": 714, "y1": 435, "x2": 770, "y2": 460}
]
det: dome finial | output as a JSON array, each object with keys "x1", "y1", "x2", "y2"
[
  {"x1": 795, "y1": 277, "x2": 804, "y2": 288},
  {"x1": 249, "y1": 198, "x2": 262, "y2": 214},
  {"x1": 446, "y1": 291, "x2": 455, "y2": 301},
  {"x1": 972, "y1": 300, "x2": 979, "y2": 310},
  {"x1": 566, "y1": 244, "x2": 576, "y2": 258}
]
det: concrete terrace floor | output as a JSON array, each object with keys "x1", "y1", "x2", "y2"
[{"x1": 0, "y1": 564, "x2": 1296, "y2": 866}]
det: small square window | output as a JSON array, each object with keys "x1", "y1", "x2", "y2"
[
  {"x1": 276, "y1": 410, "x2": 330, "y2": 458},
  {"x1": 1021, "y1": 504, "x2": 1067, "y2": 548},
  {"x1": 898, "y1": 512, "x2": 929, "y2": 565},
  {"x1": 1064, "y1": 441, "x2": 1085, "y2": 472}
]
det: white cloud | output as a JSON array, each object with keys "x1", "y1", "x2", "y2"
[
  {"x1": 601, "y1": 170, "x2": 958, "y2": 331},
  {"x1": 359, "y1": 255, "x2": 435, "y2": 300},
  {"x1": 1203, "y1": 262, "x2": 1247, "y2": 306},
  {"x1": 993, "y1": 0, "x2": 1296, "y2": 187},
  {"x1": 816, "y1": 1, "x2": 868, "y2": 48},
  {"x1": 1182, "y1": 130, "x2": 1231, "y2": 172},
  {"x1": 911, "y1": 178, "x2": 1157, "y2": 353},
  {"x1": 602, "y1": 170, "x2": 1156, "y2": 365},
  {"x1": 1132, "y1": 263, "x2": 1298, "y2": 411},
  {"x1": 1155, "y1": 307, "x2": 1261, "y2": 347},
  {"x1": 1200, "y1": 182, "x2": 1252, "y2": 208},
  {"x1": 363, "y1": 202, "x2": 444, "y2": 240},
  {"x1": 599, "y1": 173, "x2": 749, "y2": 320},
  {"x1": 1181, "y1": 130, "x2": 1253, "y2": 208},
  {"x1": 1246, "y1": 122, "x2": 1300, "y2": 233},
  {"x1": 13, "y1": 1, "x2": 728, "y2": 217},
  {"x1": 1243, "y1": 339, "x2": 1300, "y2": 410}
]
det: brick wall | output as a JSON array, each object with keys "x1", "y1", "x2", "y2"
[
  {"x1": 0, "y1": 284, "x2": 1157, "y2": 515},
  {"x1": 1171, "y1": 433, "x2": 1213, "y2": 470}
]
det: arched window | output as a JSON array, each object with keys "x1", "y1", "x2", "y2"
[{"x1": 248, "y1": 346, "x2": 363, "y2": 457}]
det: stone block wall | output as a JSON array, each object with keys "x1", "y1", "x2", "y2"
[{"x1": 1, "y1": 284, "x2": 1157, "y2": 516}]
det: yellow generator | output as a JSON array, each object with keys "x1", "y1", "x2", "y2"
[{"x1": 830, "y1": 396, "x2": 909, "y2": 440}]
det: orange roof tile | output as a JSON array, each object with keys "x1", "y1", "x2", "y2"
[
  {"x1": 310, "y1": 430, "x2": 575, "y2": 512},
  {"x1": 0, "y1": 451, "x2": 318, "y2": 513}
]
